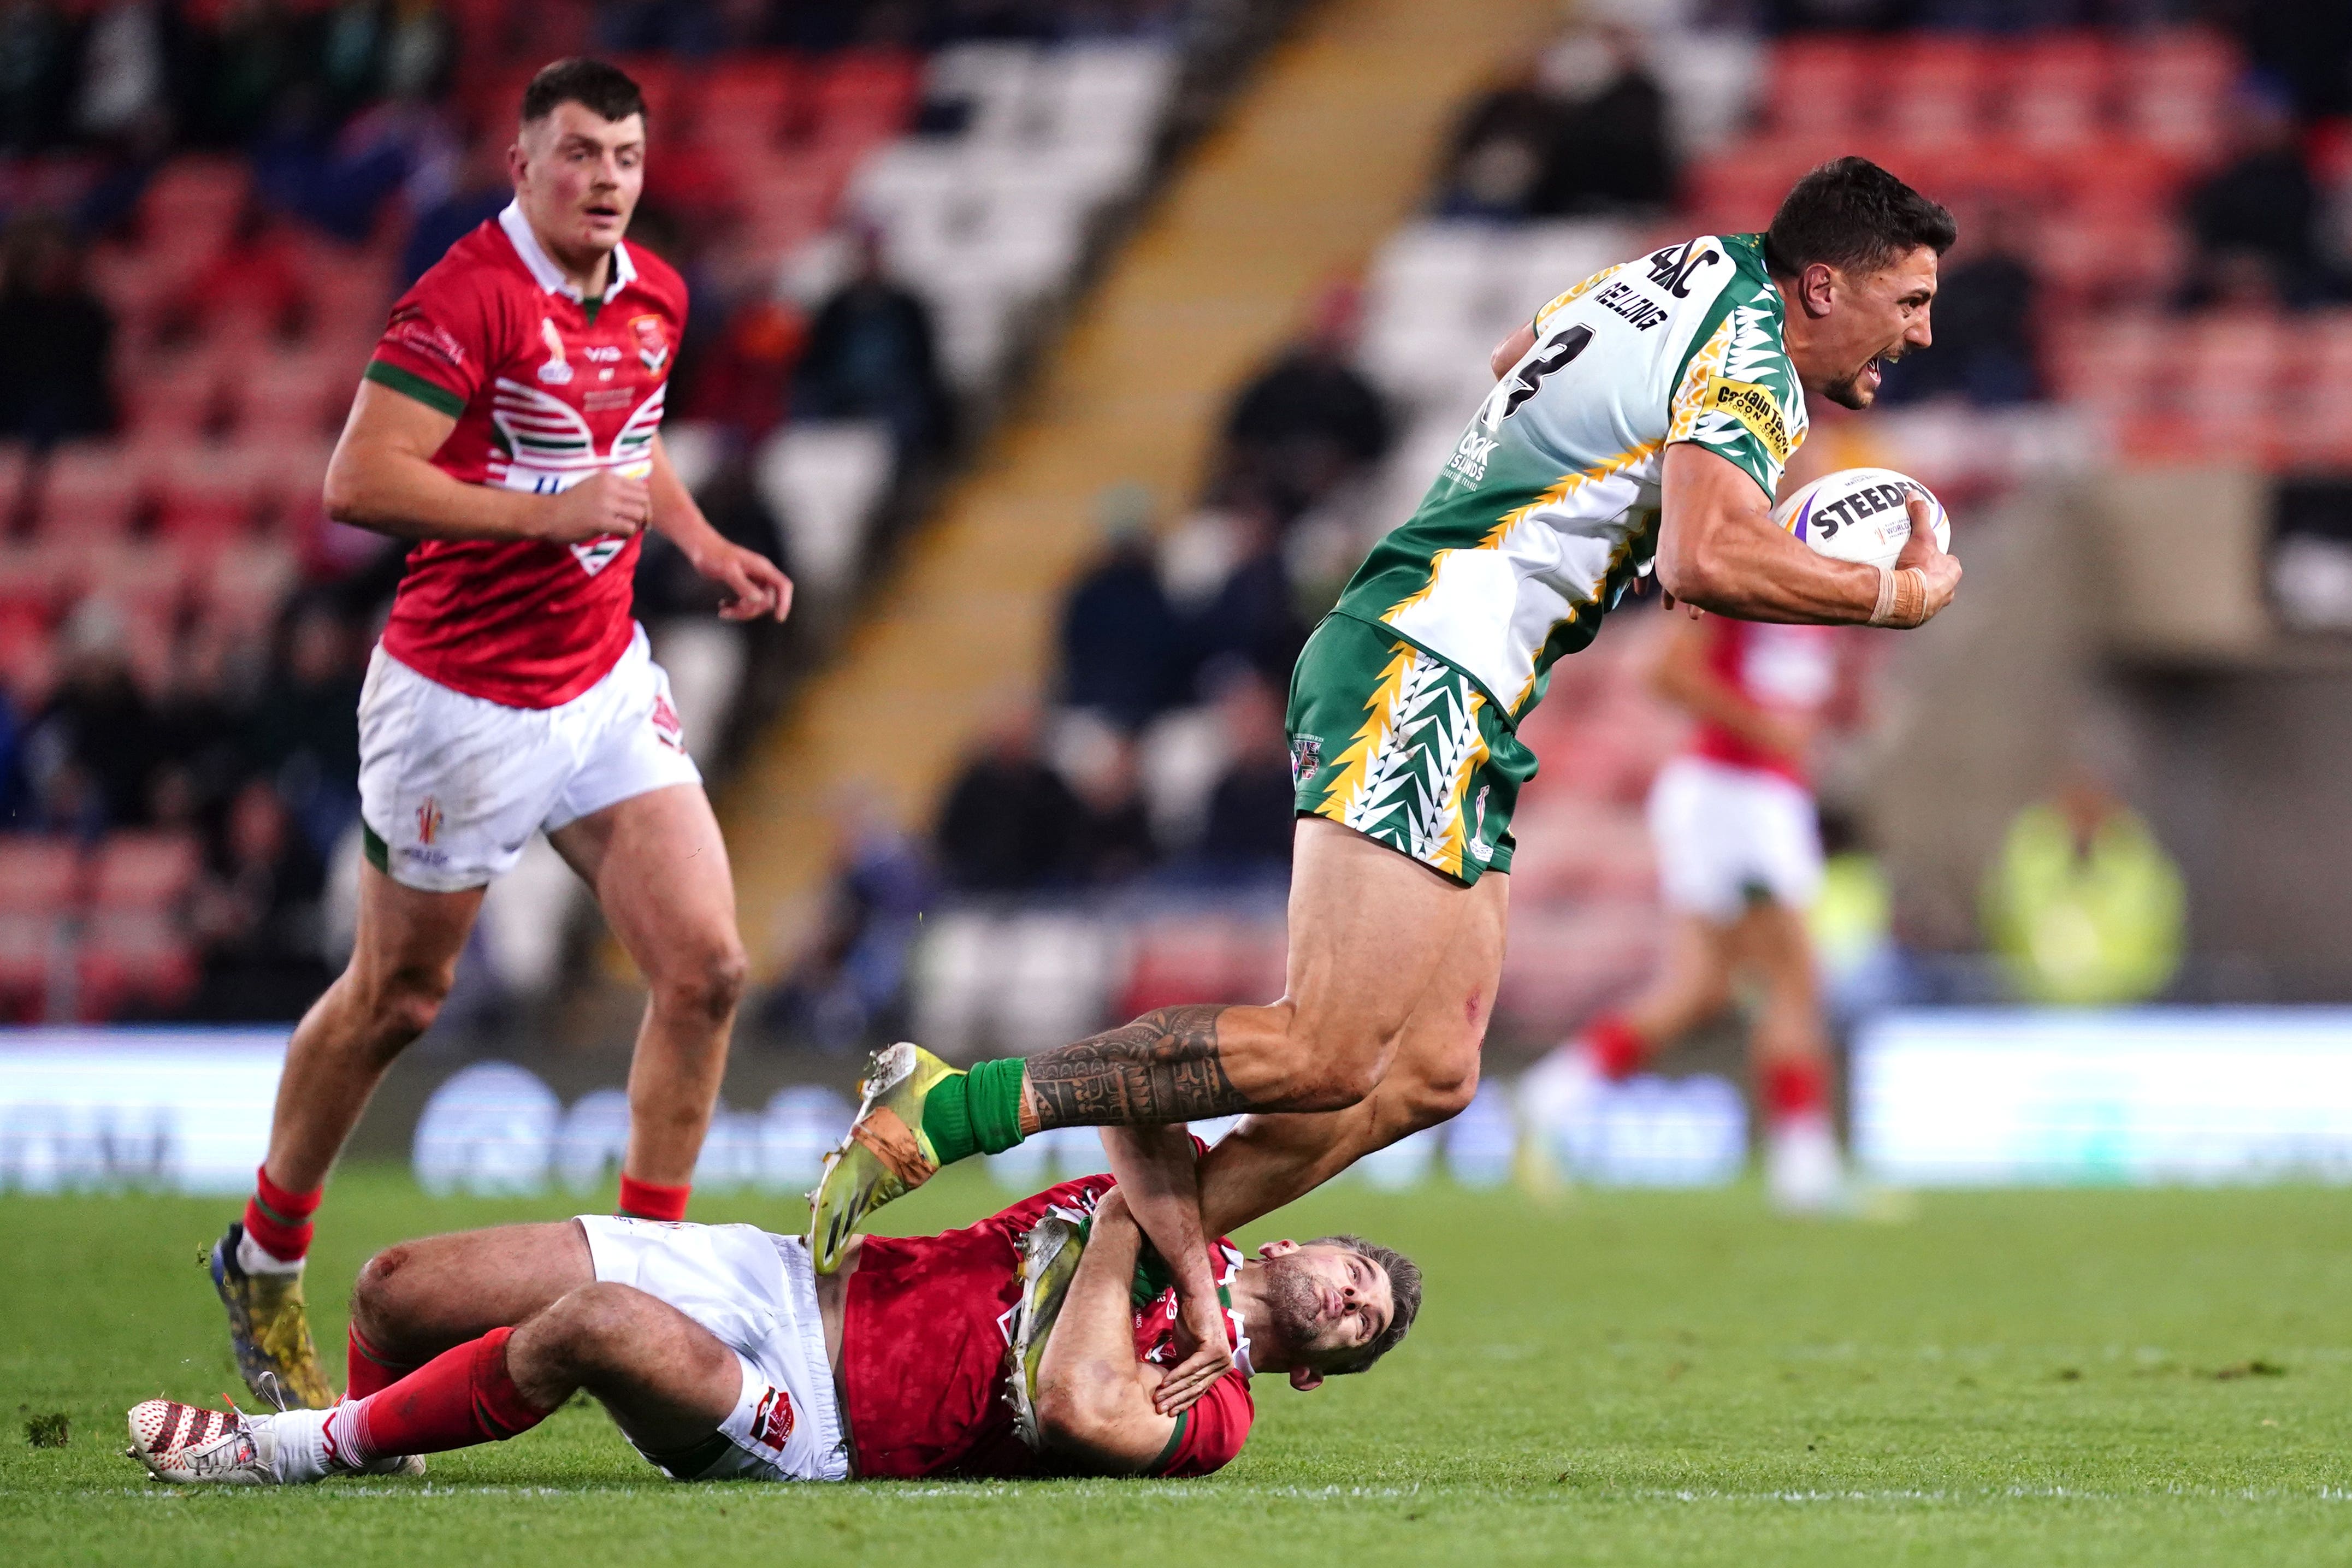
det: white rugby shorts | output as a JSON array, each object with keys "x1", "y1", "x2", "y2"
[
  {"x1": 357, "y1": 624, "x2": 701, "y2": 892},
  {"x1": 576, "y1": 1216, "x2": 852, "y2": 1484},
  {"x1": 1647, "y1": 755, "x2": 1824, "y2": 922}
]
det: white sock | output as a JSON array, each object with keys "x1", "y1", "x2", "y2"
[
  {"x1": 322, "y1": 1397, "x2": 381, "y2": 1471},
  {"x1": 1766, "y1": 1112, "x2": 1845, "y2": 1211},
  {"x1": 263, "y1": 1407, "x2": 337, "y2": 1483},
  {"x1": 237, "y1": 1228, "x2": 305, "y2": 1278}
]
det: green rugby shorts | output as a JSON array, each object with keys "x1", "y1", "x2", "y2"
[{"x1": 1285, "y1": 613, "x2": 1535, "y2": 887}]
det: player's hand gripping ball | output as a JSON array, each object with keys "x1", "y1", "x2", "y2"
[{"x1": 1771, "y1": 466, "x2": 1949, "y2": 570}]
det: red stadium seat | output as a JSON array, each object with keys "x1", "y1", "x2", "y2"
[
  {"x1": 135, "y1": 157, "x2": 246, "y2": 263},
  {"x1": 812, "y1": 49, "x2": 922, "y2": 149},
  {"x1": 685, "y1": 54, "x2": 805, "y2": 151},
  {"x1": 33, "y1": 442, "x2": 147, "y2": 540},
  {"x1": 150, "y1": 441, "x2": 269, "y2": 545},
  {"x1": 75, "y1": 911, "x2": 198, "y2": 1021},
  {"x1": 0, "y1": 837, "x2": 84, "y2": 911},
  {"x1": 1764, "y1": 36, "x2": 1874, "y2": 140},
  {"x1": 121, "y1": 348, "x2": 232, "y2": 440},
  {"x1": 1883, "y1": 34, "x2": 1992, "y2": 147},
  {"x1": 2003, "y1": 33, "x2": 2115, "y2": 150},
  {"x1": 232, "y1": 346, "x2": 353, "y2": 441},
  {"x1": 2119, "y1": 27, "x2": 2240, "y2": 159},
  {"x1": 88, "y1": 830, "x2": 200, "y2": 914},
  {"x1": 0, "y1": 912, "x2": 62, "y2": 1022}
]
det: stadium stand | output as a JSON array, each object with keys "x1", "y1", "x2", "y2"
[{"x1": 0, "y1": 0, "x2": 1237, "y2": 1022}]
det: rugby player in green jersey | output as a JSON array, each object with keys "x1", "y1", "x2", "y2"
[{"x1": 815, "y1": 157, "x2": 1962, "y2": 1403}]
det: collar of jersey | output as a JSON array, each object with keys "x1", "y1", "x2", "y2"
[{"x1": 498, "y1": 200, "x2": 636, "y2": 304}]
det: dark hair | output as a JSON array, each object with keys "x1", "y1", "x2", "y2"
[
  {"x1": 521, "y1": 58, "x2": 646, "y2": 128},
  {"x1": 1309, "y1": 1234, "x2": 1422, "y2": 1376},
  {"x1": 1763, "y1": 156, "x2": 1955, "y2": 280}
]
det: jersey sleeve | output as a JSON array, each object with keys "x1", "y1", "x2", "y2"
[
  {"x1": 1663, "y1": 264, "x2": 1803, "y2": 501},
  {"x1": 1148, "y1": 1371, "x2": 1254, "y2": 1478},
  {"x1": 364, "y1": 268, "x2": 499, "y2": 419},
  {"x1": 1532, "y1": 264, "x2": 1617, "y2": 334}
]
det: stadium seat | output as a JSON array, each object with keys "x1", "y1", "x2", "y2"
[
  {"x1": 0, "y1": 910, "x2": 62, "y2": 1022},
  {"x1": 2119, "y1": 28, "x2": 2239, "y2": 157},
  {"x1": 1883, "y1": 35, "x2": 1991, "y2": 147},
  {"x1": 150, "y1": 441, "x2": 268, "y2": 545},
  {"x1": 1765, "y1": 37, "x2": 1873, "y2": 140},
  {"x1": 753, "y1": 422, "x2": 893, "y2": 599},
  {"x1": 88, "y1": 831, "x2": 200, "y2": 914},
  {"x1": 684, "y1": 54, "x2": 803, "y2": 152},
  {"x1": 2003, "y1": 33, "x2": 2116, "y2": 149},
  {"x1": 74, "y1": 910, "x2": 198, "y2": 1021},
  {"x1": 812, "y1": 49, "x2": 921, "y2": 150},
  {"x1": 33, "y1": 442, "x2": 147, "y2": 540},
  {"x1": 234, "y1": 346, "x2": 354, "y2": 441},
  {"x1": 120, "y1": 347, "x2": 232, "y2": 440},
  {"x1": 0, "y1": 837, "x2": 84, "y2": 910}
]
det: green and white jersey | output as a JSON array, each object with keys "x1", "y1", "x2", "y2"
[{"x1": 1331, "y1": 232, "x2": 1807, "y2": 721}]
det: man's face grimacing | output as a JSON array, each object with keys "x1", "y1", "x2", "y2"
[
  {"x1": 1253, "y1": 1239, "x2": 1396, "y2": 1391},
  {"x1": 511, "y1": 99, "x2": 645, "y2": 266},
  {"x1": 1789, "y1": 244, "x2": 1938, "y2": 411}
]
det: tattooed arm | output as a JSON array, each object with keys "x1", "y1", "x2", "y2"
[
  {"x1": 1100, "y1": 1124, "x2": 1228, "y2": 1416},
  {"x1": 1023, "y1": 1005, "x2": 1254, "y2": 1131}
]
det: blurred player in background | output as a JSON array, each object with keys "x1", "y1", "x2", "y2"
[
  {"x1": 809, "y1": 158, "x2": 1960, "y2": 1372},
  {"x1": 210, "y1": 57, "x2": 791, "y2": 1412},
  {"x1": 1535, "y1": 612, "x2": 1866, "y2": 1213}
]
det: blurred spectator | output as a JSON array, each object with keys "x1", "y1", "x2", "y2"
[
  {"x1": 1068, "y1": 731, "x2": 1160, "y2": 884},
  {"x1": 2180, "y1": 81, "x2": 2335, "y2": 310},
  {"x1": 1882, "y1": 204, "x2": 2037, "y2": 406},
  {"x1": 74, "y1": 0, "x2": 185, "y2": 145},
  {"x1": 0, "y1": 1, "x2": 79, "y2": 153},
  {"x1": 189, "y1": 0, "x2": 315, "y2": 150},
  {"x1": 933, "y1": 703, "x2": 1083, "y2": 892},
  {"x1": 188, "y1": 776, "x2": 334, "y2": 1021},
  {"x1": 150, "y1": 625, "x2": 248, "y2": 825},
  {"x1": 1980, "y1": 767, "x2": 2186, "y2": 1007},
  {"x1": 22, "y1": 599, "x2": 154, "y2": 832},
  {"x1": 1532, "y1": 25, "x2": 1674, "y2": 216},
  {"x1": 1218, "y1": 281, "x2": 1390, "y2": 521},
  {"x1": 1193, "y1": 667, "x2": 1293, "y2": 876},
  {"x1": 1187, "y1": 498, "x2": 1306, "y2": 695},
  {"x1": 0, "y1": 216, "x2": 117, "y2": 443},
  {"x1": 794, "y1": 226, "x2": 952, "y2": 460},
  {"x1": 1435, "y1": 57, "x2": 1563, "y2": 220},
  {"x1": 678, "y1": 298, "x2": 806, "y2": 440},
  {"x1": 244, "y1": 601, "x2": 363, "y2": 855},
  {"x1": 1057, "y1": 483, "x2": 1185, "y2": 730},
  {"x1": 768, "y1": 790, "x2": 933, "y2": 1051},
  {"x1": 399, "y1": 132, "x2": 510, "y2": 287},
  {"x1": 0, "y1": 681, "x2": 28, "y2": 829}
]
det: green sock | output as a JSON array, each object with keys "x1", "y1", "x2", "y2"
[{"x1": 919, "y1": 1058, "x2": 1030, "y2": 1168}]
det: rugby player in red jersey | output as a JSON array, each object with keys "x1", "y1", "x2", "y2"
[
  {"x1": 132, "y1": 1155, "x2": 1419, "y2": 1486},
  {"x1": 210, "y1": 57, "x2": 793, "y2": 1412}
]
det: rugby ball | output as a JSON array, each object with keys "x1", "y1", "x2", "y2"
[{"x1": 1772, "y1": 467, "x2": 1949, "y2": 569}]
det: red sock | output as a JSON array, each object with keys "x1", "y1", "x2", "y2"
[
  {"x1": 1762, "y1": 1057, "x2": 1829, "y2": 1123},
  {"x1": 328, "y1": 1327, "x2": 554, "y2": 1468},
  {"x1": 618, "y1": 1175, "x2": 690, "y2": 1222},
  {"x1": 1582, "y1": 1014, "x2": 1649, "y2": 1082},
  {"x1": 241, "y1": 1165, "x2": 322, "y2": 1264},
  {"x1": 345, "y1": 1325, "x2": 415, "y2": 1402}
]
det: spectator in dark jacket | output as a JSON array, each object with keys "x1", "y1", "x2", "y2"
[
  {"x1": 23, "y1": 599, "x2": 152, "y2": 831},
  {"x1": 933, "y1": 704, "x2": 1084, "y2": 893},
  {"x1": 1219, "y1": 281, "x2": 1390, "y2": 522},
  {"x1": 1057, "y1": 483, "x2": 1185, "y2": 731},
  {"x1": 0, "y1": 217, "x2": 116, "y2": 443},
  {"x1": 2182, "y1": 82, "x2": 2335, "y2": 309},
  {"x1": 1195, "y1": 668, "x2": 1295, "y2": 877},
  {"x1": 795, "y1": 227, "x2": 952, "y2": 459},
  {"x1": 188, "y1": 776, "x2": 334, "y2": 1021}
]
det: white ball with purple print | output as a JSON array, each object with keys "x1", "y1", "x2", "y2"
[{"x1": 1770, "y1": 466, "x2": 1949, "y2": 570}]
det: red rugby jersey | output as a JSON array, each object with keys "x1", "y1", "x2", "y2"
[
  {"x1": 1687, "y1": 617, "x2": 1841, "y2": 785},
  {"x1": 363, "y1": 203, "x2": 687, "y2": 708},
  {"x1": 841, "y1": 1174, "x2": 1255, "y2": 1481}
]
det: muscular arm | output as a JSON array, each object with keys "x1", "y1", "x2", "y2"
[
  {"x1": 1099, "y1": 1126, "x2": 1227, "y2": 1414},
  {"x1": 1653, "y1": 442, "x2": 1888, "y2": 623},
  {"x1": 1491, "y1": 322, "x2": 1537, "y2": 380},
  {"x1": 1648, "y1": 614, "x2": 1809, "y2": 760},
  {"x1": 323, "y1": 381, "x2": 644, "y2": 545},
  {"x1": 1033, "y1": 1190, "x2": 1178, "y2": 1474}
]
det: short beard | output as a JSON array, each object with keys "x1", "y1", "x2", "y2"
[
  {"x1": 1823, "y1": 369, "x2": 1875, "y2": 411},
  {"x1": 1258, "y1": 1253, "x2": 1326, "y2": 1364}
]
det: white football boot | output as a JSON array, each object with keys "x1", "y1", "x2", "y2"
[{"x1": 127, "y1": 1399, "x2": 309, "y2": 1486}]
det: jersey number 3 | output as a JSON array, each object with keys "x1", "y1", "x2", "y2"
[{"x1": 1503, "y1": 324, "x2": 1592, "y2": 420}]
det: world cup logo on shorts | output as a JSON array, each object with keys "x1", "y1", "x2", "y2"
[
  {"x1": 752, "y1": 1386, "x2": 795, "y2": 1450},
  {"x1": 415, "y1": 797, "x2": 443, "y2": 846}
]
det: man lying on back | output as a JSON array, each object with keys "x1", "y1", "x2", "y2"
[{"x1": 128, "y1": 1156, "x2": 1419, "y2": 1485}]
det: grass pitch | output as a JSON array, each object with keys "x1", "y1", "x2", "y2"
[{"x1": 7, "y1": 1167, "x2": 2352, "y2": 1567}]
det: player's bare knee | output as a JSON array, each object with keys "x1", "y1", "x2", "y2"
[
  {"x1": 350, "y1": 1244, "x2": 413, "y2": 1339},
  {"x1": 651, "y1": 938, "x2": 747, "y2": 1027},
  {"x1": 539, "y1": 1282, "x2": 647, "y2": 1370},
  {"x1": 1396, "y1": 1057, "x2": 1480, "y2": 1131}
]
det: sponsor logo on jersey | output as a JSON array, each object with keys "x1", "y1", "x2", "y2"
[
  {"x1": 631, "y1": 314, "x2": 670, "y2": 372},
  {"x1": 571, "y1": 536, "x2": 627, "y2": 576},
  {"x1": 750, "y1": 1386, "x2": 795, "y2": 1451},
  {"x1": 1702, "y1": 376, "x2": 1793, "y2": 464},
  {"x1": 415, "y1": 796, "x2": 443, "y2": 845},
  {"x1": 581, "y1": 345, "x2": 622, "y2": 362},
  {"x1": 536, "y1": 318, "x2": 574, "y2": 384},
  {"x1": 384, "y1": 310, "x2": 468, "y2": 370},
  {"x1": 651, "y1": 693, "x2": 685, "y2": 752},
  {"x1": 1446, "y1": 429, "x2": 1499, "y2": 483},
  {"x1": 1289, "y1": 733, "x2": 1323, "y2": 786}
]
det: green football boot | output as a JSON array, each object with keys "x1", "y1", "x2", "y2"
[
  {"x1": 808, "y1": 1042, "x2": 959, "y2": 1273},
  {"x1": 209, "y1": 1223, "x2": 336, "y2": 1411},
  {"x1": 1004, "y1": 1213, "x2": 1086, "y2": 1453}
]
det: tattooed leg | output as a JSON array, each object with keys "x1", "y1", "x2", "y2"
[{"x1": 1019, "y1": 1005, "x2": 1256, "y2": 1133}]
